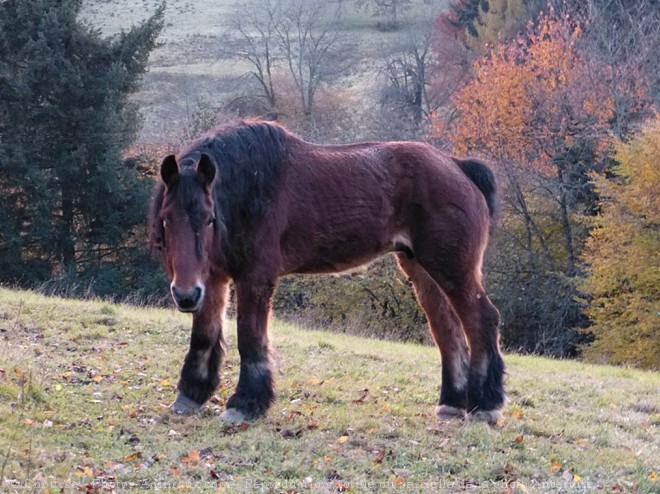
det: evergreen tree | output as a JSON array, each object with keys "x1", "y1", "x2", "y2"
[
  {"x1": 446, "y1": 0, "x2": 488, "y2": 37},
  {"x1": 0, "y1": 0, "x2": 163, "y2": 291}
]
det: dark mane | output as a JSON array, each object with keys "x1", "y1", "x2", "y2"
[{"x1": 149, "y1": 119, "x2": 289, "y2": 270}]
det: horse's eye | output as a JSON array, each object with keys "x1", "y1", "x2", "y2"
[{"x1": 207, "y1": 216, "x2": 215, "y2": 228}]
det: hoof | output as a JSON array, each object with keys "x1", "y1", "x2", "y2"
[
  {"x1": 468, "y1": 409, "x2": 502, "y2": 426},
  {"x1": 435, "y1": 405, "x2": 467, "y2": 420},
  {"x1": 170, "y1": 393, "x2": 203, "y2": 414},
  {"x1": 220, "y1": 408, "x2": 247, "y2": 424}
]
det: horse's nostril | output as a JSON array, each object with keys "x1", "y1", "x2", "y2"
[{"x1": 171, "y1": 285, "x2": 203, "y2": 311}]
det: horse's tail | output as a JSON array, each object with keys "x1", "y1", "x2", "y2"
[{"x1": 455, "y1": 158, "x2": 497, "y2": 218}]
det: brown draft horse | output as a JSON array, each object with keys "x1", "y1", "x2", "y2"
[{"x1": 149, "y1": 119, "x2": 505, "y2": 425}]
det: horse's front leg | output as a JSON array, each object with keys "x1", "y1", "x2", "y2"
[
  {"x1": 221, "y1": 277, "x2": 276, "y2": 423},
  {"x1": 171, "y1": 279, "x2": 229, "y2": 413}
]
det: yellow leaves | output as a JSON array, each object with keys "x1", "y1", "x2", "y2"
[
  {"x1": 121, "y1": 451, "x2": 143, "y2": 462},
  {"x1": 337, "y1": 435, "x2": 350, "y2": 444},
  {"x1": 581, "y1": 115, "x2": 660, "y2": 368}
]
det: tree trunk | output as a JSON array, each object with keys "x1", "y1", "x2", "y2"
[
  {"x1": 60, "y1": 188, "x2": 76, "y2": 269},
  {"x1": 557, "y1": 168, "x2": 576, "y2": 274}
]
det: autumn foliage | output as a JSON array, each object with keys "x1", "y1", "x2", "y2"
[
  {"x1": 428, "y1": 5, "x2": 658, "y2": 367},
  {"x1": 432, "y1": 10, "x2": 613, "y2": 175},
  {"x1": 580, "y1": 117, "x2": 660, "y2": 369}
]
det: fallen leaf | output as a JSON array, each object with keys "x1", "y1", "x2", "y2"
[
  {"x1": 180, "y1": 450, "x2": 201, "y2": 464},
  {"x1": 277, "y1": 428, "x2": 302, "y2": 439},
  {"x1": 337, "y1": 435, "x2": 350, "y2": 444},
  {"x1": 308, "y1": 377, "x2": 323, "y2": 385},
  {"x1": 125, "y1": 434, "x2": 140, "y2": 446},
  {"x1": 573, "y1": 474, "x2": 582, "y2": 482},
  {"x1": 373, "y1": 450, "x2": 385, "y2": 464},
  {"x1": 91, "y1": 375, "x2": 104, "y2": 383},
  {"x1": 14, "y1": 368, "x2": 28, "y2": 385},
  {"x1": 199, "y1": 447, "x2": 214, "y2": 458},
  {"x1": 514, "y1": 434, "x2": 524, "y2": 444},
  {"x1": 351, "y1": 389, "x2": 369, "y2": 404},
  {"x1": 549, "y1": 459, "x2": 563, "y2": 472},
  {"x1": 395, "y1": 476, "x2": 405, "y2": 487},
  {"x1": 649, "y1": 471, "x2": 657, "y2": 481},
  {"x1": 121, "y1": 452, "x2": 143, "y2": 462}
]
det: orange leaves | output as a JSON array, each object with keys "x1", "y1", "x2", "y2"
[
  {"x1": 549, "y1": 458, "x2": 563, "y2": 473},
  {"x1": 179, "y1": 449, "x2": 201, "y2": 465},
  {"x1": 432, "y1": 9, "x2": 614, "y2": 178}
]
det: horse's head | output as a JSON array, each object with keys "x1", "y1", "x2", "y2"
[{"x1": 155, "y1": 153, "x2": 218, "y2": 313}]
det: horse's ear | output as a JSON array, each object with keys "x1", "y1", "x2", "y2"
[
  {"x1": 197, "y1": 153, "x2": 217, "y2": 189},
  {"x1": 160, "y1": 155, "x2": 179, "y2": 187}
]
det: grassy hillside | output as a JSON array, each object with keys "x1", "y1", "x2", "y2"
[{"x1": 0, "y1": 288, "x2": 658, "y2": 493}]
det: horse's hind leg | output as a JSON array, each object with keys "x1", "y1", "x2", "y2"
[
  {"x1": 396, "y1": 254, "x2": 470, "y2": 419},
  {"x1": 172, "y1": 279, "x2": 229, "y2": 414},
  {"x1": 420, "y1": 265, "x2": 505, "y2": 424}
]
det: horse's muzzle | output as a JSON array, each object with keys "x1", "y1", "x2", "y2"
[{"x1": 171, "y1": 284, "x2": 204, "y2": 312}]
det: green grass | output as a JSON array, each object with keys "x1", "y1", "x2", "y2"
[{"x1": 1, "y1": 288, "x2": 658, "y2": 493}]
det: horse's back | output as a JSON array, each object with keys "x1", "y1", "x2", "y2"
[{"x1": 275, "y1": 138, "x2": 491, "y2": 275}]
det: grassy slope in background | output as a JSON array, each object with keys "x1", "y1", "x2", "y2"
[{"x1": 0, "y1": 288, "x2": 658, "y2": 493}]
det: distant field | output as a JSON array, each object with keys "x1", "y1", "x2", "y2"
[
  {"x1": 80, "y1": 0, "x2": 446, "y2": 143},
  {"x1": 1, "y1": 288, "x2": 658, "y2": 493}
]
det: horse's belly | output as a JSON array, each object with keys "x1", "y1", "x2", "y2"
[{"x1": 290, "y1": 230, "x2": 409, "y2": 275}]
